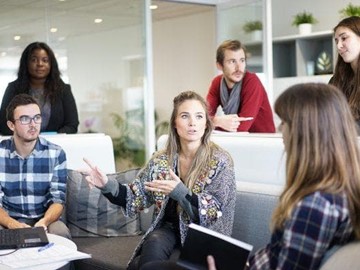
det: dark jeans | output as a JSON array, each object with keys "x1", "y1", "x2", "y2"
[
  {"x1": 128, "y1": 222, "x2": 181, "y2": 270},
  {"x1": 139, "y1": 261, "x2": 185, "y2": 270}
]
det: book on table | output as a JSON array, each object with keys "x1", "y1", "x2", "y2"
[{"x1": 177, "y1": 223, "x2": 253, "y2": 270}]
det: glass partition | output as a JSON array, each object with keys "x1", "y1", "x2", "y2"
[
  {"x1": 216, "y1": 0, "x2": 273, "y2": 102},
  {"x1": 217, "y1": 0, "x2": 264, "y2": 73},
  {"x1": 0, "y1": 0, "x2": 150, "y2": 170}
]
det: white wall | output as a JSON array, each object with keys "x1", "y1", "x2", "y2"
[
  {"x1": 153, "y1": 10, "x2": 217, "y2": 122},
  {"x1": 67, "y1": 25, "x2": 143, "y2": 136},
  {"x1": 272, "y1": 0, "x2": 348, "y2": 37},
  {"x1": 66, "y1": 9, "x2": 218, "y2": 132}
]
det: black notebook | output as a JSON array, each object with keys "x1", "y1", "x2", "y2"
[
  {"x1": 177, "y1": 223, "x2": 253, "y2": 270},
  {"x1": 0, "y1": 227, "x2": 49, "y2": 250}
]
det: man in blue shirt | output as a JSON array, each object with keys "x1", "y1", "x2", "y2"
[{"x1": 0, "y1": 94, "x2": 70, "y2": 238}]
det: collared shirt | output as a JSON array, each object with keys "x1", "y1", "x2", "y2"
[
  {"x1": 249, "y1": 191, "x2": 354, "y2": 270},
  {"x1": 0, "y1": 136, "x2": 67, "y2": 219}
]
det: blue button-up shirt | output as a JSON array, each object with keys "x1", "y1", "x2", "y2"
[{"x1": 0, "y1": 136, "x2": 67, "y2": 219}]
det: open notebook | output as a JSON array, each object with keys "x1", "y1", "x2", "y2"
[
  {"x1": 0, "y1": 227, "x2": 49, "y2": 249},
  {"x1": 177, "y1": 223, "x2": 253, "y2": 270}
]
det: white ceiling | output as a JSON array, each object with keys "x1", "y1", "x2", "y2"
[{"x1": 0, "y1": 0, "x2": 214, "y2": 53}]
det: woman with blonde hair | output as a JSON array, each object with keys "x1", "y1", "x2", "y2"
[
  {"x1": 82, "y1": 90, "x2": 236, "y2": 269},
  {"x1": 247, "y1": 83, "x2": 360, "y2": 269}
]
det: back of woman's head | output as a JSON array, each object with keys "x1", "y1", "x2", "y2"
[
  {"x1": 273, "y1": 83, "x2": 360, "y2": 237},
  {"x1": 275, "y1": 83, "x2": 358, "y2": 160}
]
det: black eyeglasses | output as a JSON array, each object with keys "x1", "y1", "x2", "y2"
[{"x1": 14, "y1": 114, "x2": 42, "y2": 125}]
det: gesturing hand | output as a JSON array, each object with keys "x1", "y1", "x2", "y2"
[
  {"x1": 80, "y1": 158, "x2": 108, "y2": 188},
  {"x1": 144, "y1": 169, "x2": 181, "y2": 196}
]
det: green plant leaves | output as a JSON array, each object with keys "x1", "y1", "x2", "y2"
[
  {"x1": 316, "y1": 51, "x2": 332, "y2": 74},
  {"x1": 292, "y1": 11, "x2": 318, "y2": 26},
  {"x1": 339, "y1": 3, "x2": 360, "y2": 17}
]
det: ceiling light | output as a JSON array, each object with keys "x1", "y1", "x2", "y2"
[
  {"x1": 150, "y1": 5, "x2": 158, "y2": 10},
  {"x1": 1, "y1": 52, "x2": 6, "y2": 57},
  {"x1": 94, "y1": 18, "x2": 103, "y2": 24},
  {"x1": 14, "y1": 35, "x2": 21, "y2": 41},
  {"x1": 50, "y1": 27, "x2": 58, "y2": 33}
]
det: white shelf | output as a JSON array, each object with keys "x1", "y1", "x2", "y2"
[{"x1": 273, "y1": 30, "x2": 333, "y2": 42}]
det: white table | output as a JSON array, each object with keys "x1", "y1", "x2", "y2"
[{"x1": 0, "y1": 234, "x2": 77, "y2": 270}]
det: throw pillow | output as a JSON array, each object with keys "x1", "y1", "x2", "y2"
[{"x1": 66, "y1": 168, "x2": 141, "y2": 237}]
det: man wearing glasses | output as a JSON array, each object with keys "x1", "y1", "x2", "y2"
[{"x1": 0, "y1": 94, "x2": 70, "y2": 238}]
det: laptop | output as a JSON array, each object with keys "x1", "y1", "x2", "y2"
[{"x1": 0, "y1": 227, "x2": 49, "y2": 250}]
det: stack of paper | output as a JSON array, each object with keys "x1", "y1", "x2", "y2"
[{"x1": 0, "y1": 244, "x2": 91, "y2": 269}]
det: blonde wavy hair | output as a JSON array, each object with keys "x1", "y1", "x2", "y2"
[
  {"x1": 273, "y1": 83, "x2": 360, "y2": 239},
  {"x1": 165, "y1": 90, "x2": 215, "y2": 189}
]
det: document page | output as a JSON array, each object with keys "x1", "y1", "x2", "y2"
[{"x1": 0, "y1": 244, "x2": 91, "y2": 269}]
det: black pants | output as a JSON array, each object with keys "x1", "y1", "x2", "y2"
[{"x1": 129, "y1": 223, "x2": 181, "y2": 270}]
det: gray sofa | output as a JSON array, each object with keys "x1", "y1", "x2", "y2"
[
  {"x1": 61, "y1": 133, "x2": 360, "y2": 269},
  {"x1": 70, "y1": 181, "x2": 280, "y2": 270},
  {"x1": 70, "y1": 179, "x2": 360, "y2": 270}
]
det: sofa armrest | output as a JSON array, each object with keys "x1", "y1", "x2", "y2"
[
  {"x1": 320, "y1": 241, "x2": 360, "y2": 270},
  {"x1": 232, "y1": 182, "x2": 282, "y2": 254}
]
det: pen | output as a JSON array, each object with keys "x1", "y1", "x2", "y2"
[{"x1": 38, "y1": 242, "x2": 54, "y2": 252}]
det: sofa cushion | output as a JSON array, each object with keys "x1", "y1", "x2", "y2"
[
  {"x1": 66, "y1": 169, "x2": 141, "y2": 237},
  {"x1": 320, "y1": 241, "x2": 360, "y2": 270},
  {"x1": 232, "y1": 182, "x2": 282, "y2": 254}
]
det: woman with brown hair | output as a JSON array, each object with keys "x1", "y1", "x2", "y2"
[
  {"x1": 248, "y1": 83, "x2": 360, "y2": 269},
  {"x1": 330, "y1": 16, "x2": 360, "y2": 129},
  {"x1": 82, "y1": 90, "x2": 236, "y2": 270}
]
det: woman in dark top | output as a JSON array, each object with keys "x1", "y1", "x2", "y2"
[{"x1": 0, "y1": 41, "x2": 79, "y2": 135}]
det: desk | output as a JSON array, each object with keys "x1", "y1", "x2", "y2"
[{"x1": 0, "y1": 234, "x2": 77, "y2": 270}]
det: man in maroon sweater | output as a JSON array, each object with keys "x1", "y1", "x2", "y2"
[{"x1": 206, "y1": 40, "x2": 275, "y2": 133}]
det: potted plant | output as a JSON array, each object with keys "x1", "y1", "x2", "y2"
[
  {"x1": 339, "y1": 3, "x2": 360, "y2": 18},
  {"x1": 110, "y1": 112, "x2": 146, "y2": 170},
  {"x1": 243, "y1": 20, "x2": 263, "y2": 41},
  {"x1": 292, "y1": 11, "x2": 318, "y2": 35}
]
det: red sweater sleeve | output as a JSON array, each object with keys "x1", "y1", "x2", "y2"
[{"x1": 237, "y1": 72, "x2": 274, "y2": 132}]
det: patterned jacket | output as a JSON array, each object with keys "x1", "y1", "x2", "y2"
[{"x1": 122, "y1": 145, "x2": 236, "y2": 265}]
